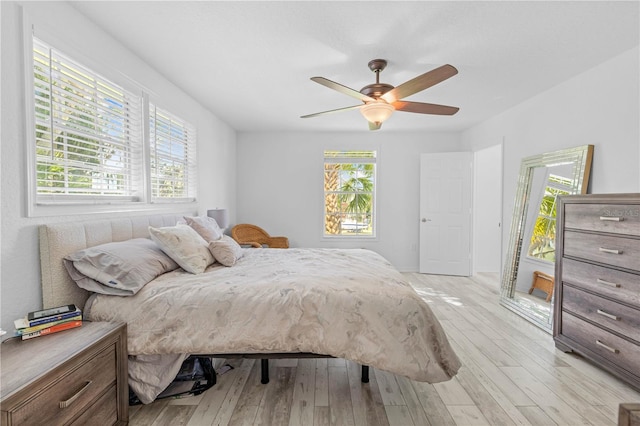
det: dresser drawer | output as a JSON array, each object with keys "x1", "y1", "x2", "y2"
[
  {"x1": 562, "y1": 313, "x2": 640, "y2": 377},
  {"x1": 562, "y1": 285, "x2": 640, "y2": 342},
  {"x1": 563, "y1": 230, "x2": 640, "y2": 271},
  {"x1": 564, "y1": 203, "x2": 640, "y2": 236},
  {"x1": 562, "y1": 258, "x2": 640, "y2": 307},
  {"x1": 12, "y1": 344, "x2": 116, "y2": 425}
]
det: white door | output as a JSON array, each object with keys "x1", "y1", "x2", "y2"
[{"x1": 419, "y1": 152, "x2": 472, "y2": 275}]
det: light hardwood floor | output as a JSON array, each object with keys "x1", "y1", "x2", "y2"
[{"x1": 128, "y1": 273, "x2": 640, "y2": 425}]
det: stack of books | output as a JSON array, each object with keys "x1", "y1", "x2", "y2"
[{"x1": 14, "y1": 305, "x2": 82, "y2": 340}]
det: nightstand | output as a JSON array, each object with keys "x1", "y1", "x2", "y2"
[{"x1": 1, "y1": 321, "x2": 128, "y2": 425}]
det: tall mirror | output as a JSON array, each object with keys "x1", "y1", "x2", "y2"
[{"x1": 500, "y1": 145, "x2": 594, "y2": 331}]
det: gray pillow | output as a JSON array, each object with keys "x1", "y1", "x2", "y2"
[
  {"x1": 184, "y1": 215, "x2": 223, "y2": 243},
  {"x1": 64, "y1": 238, "x2": 179, "y2": 296},
  {"x1": 208, "y1": 235, "x2": 244, "y2": 267}
]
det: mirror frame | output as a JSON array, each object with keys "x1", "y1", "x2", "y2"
[{"x1": 500, "y1": 144, "x2": 594, "y2": 331}]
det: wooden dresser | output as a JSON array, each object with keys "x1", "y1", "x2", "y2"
[
  {"x1": 1, "y1": 321, "x2": 128, "y2": 425},
  {"x1": 554, "y1": 193, "x2": 640, "y2": 391}
]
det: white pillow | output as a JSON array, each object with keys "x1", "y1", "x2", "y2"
[
  {"x1": 148, "y1": 225, "x2": 215, "y2": 274},
  {"x1": 184, "y1": 215, "x2": 223, "y2": 243},
  {"x1": 208, "y1": 235, "x2": 244, "y2": 267}
]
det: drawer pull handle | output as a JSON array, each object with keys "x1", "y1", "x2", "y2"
[
  {"x1": 596, "y1": 278, "x2": 621, "y2": 288},
  {"x1": 595, "y1": 340, "x2": 619, "y2": 354},
  {"x1": 599, "y1": 247, "x2": 622, "y2": 255},
  {"x1": 59, "y1": 381, "x2": 92, "y2": 409},
  {"x1": 599, "y1": 216, "x2": 623, "y2": 222},
  {"x1": 597, "y1": 309, "x2": 620, "y2": 321}
]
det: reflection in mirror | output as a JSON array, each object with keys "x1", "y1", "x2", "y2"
[{"x1": 500, "y1": 145, "x2": 594, "y2": 332}]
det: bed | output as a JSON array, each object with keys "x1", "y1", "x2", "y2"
[{"x1": 39, "y1": 214, "x2": 461, "y2": 404}]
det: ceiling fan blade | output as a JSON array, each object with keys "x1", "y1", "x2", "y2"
[
  {"x1": 311, "y1": 77, "x2": 376, "y2": 102},
  {"x1": 300, "y1": 104, "x2": 362, "y2": 119},
  {"x1": 381, "y1": 64, "x2": 458, "y2": 103},
  {"x1": 393, "y1": 100, "x2": 459, "y2": 116},
  {"x1": 368, "y1": 121, "x2": 382, "y2": 131}
]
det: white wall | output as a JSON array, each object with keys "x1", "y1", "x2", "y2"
[
  {"x1": 462, "y1": 47, "x2": 640, "y2": 262},
  {"x1": 236, "y1": 131, "x2": 463, "y2": 271},
  {"x1": 472, "y1": 144, "x2": 502, "y2": 273},
  {"x1": 0, "y1": 1, "x2": 237, "y2": 333}
]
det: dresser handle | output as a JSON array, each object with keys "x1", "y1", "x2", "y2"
[
  {"x1": 597, "y1": 309, "x2": 620, "y2": 321},
  {"x1": 599, "y1": 216, "x2": 623, "y2": 222},
  {"x1": 59, "y1": 381, "x2": 92, "y2": 408},
  {"x1": 599, "y1": 247, "x2": 622, "y2": 255},
  {"x1": 595, "y1": 340, "x2": 619, "y2": 354},
  {"x1": 596, "y1": 278, "x2": 621, "y2": 288}
]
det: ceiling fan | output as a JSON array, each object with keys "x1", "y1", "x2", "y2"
[{"x1": 301, "y1": 59, "x2": 459, "y2": 130}]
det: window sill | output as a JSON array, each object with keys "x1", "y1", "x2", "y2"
[
  {"x1": 28, "y1": 200, "x2": 198, "y2": 218},
  {"x1": 523, "y1": 255, "x2": 554, "y2": 267},
  {"x1": 322, "y1": 234, "x2": 378, "y2": 242}
]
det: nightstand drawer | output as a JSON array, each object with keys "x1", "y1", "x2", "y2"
[
  {"x1": 564, "y1": 203, "x2": 640, "y2": 236},
  {"x1": 12, "y1": 344, "x2": 116, "y2": 425},
  {"x1": 562, "y1": 313, "x2": 640, "y2": 376},
  {"x1": 563, "y1": 230, "x2": 640, "y2": 271},
  {"x1": 70, "y1": 385, "x2": 118, "y2": 426},
  {"x1": 562, "y1": 257, "x2": 640, "y2": 307},
  {"x1": 562, "y1": 285, "x2": 640, "y2": 342}
]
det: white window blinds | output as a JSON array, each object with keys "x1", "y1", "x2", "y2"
[
  {"x1": 149, "y1": 105, "x2": 197, "y2": 201},
  {"x1": 33, "y1": 37, "x2": 143, "y2": 202}
]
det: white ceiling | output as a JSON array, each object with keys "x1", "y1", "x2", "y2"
[{"x1": 69, "y1": 1, "x2": 639, "y2": 133}]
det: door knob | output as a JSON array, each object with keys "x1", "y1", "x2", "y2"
[{"x1": 421, "y1": 218, "x2": 431, "y2": 222}]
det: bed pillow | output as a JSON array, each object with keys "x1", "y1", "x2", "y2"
[
  {"x1": 208, "y1": 235, "x2": 244, "y2": 267},
  {"x1": 64, "y1": 238, "x2": 179, "y2": 296},
  {"x1": 184, "y1": 215, "x2": 223, "y2": 243},
  {"x1": 149, "y1": 224, "x2": 215, "y2": 274}
]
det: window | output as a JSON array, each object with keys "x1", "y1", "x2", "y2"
[
  {"x1": 149, "y1": 105, "x2": 197, "y2": 201},
  {"x1": 527, "y1": 174, "x2": 572, "y2": 262},
  {"x1": 323, "y1": 150, "x2": 376, "y2": 237},
  {"x1": 33, "y1": 37, "x2": 142, "y2": 202},
  {"x1": 30, "y1": 37, "x2": 197, "y2": 210}
]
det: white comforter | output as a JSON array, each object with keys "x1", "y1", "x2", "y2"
[{"x1": 85, "y1": 248, "x2": 460, "y2": 403}]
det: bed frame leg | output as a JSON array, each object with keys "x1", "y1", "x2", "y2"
[
  {"x1": 261, "y1": 359, "x2": 270, "y2": 384},
  {"x1": 361, "y1": 365, "x2": 369, "y2": 383}
]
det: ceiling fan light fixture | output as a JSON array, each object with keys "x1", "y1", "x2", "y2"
[
  {"x1": 360, "y1": 101, "x2": 394, "y2": 124},
  {"x1": 303, "y1": 60, "x2": 458, "y2": 128}
]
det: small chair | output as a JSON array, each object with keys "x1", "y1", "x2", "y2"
[
  {"x1": 529, "y1": 270, "x2": 555, "y2": 302},
  {"x1": 231, "y1": 224, "x2": 289, "y2": 248}
]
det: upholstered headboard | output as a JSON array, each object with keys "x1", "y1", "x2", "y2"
[{"x1": 39, "y1": 214, "x2": 190, "y2": 309}]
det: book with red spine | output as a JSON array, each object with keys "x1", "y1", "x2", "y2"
[
  {"x1": 21, "y1": 320, "x2": 82, "y2": 340},
  {"x1": 15, "y1": 315, "x2": 83, "y2": 336}
]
